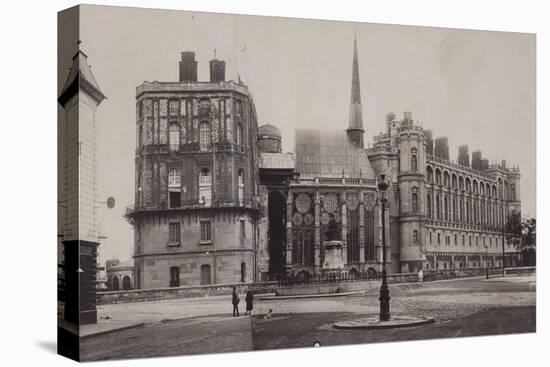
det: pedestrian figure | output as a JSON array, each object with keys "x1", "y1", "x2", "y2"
[
  {"x1": 418, "y1": 269, "x2": 424, "y2": 284},
  {"x1": 264, "y1": 308, "x2": 273, "y2": 319},
  {"x1": 245, "y1": 287, "x2": 254, "y2": 316},
  {"x1": 232, "y1": 286, "x2": 240, "y2": 317}
]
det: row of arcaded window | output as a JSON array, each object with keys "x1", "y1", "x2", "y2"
[
  {"x1": 426, "y1": 166, "x2": 504, "y2": 199},
  {"x1": 167, "y1": 168, "x2": 245, "y2": 208},
  {"x1": 138, "y1": 98, "x2": 243, "y2": 119},
  {"x1": 165, "y1": 121, "x2": 244, "y2": 152},
  {"x1": 426, "y1": 192, "x2": 504, "y2": 227}
]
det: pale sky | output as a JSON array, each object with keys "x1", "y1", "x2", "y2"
[{"x1": 64, "y1": 5, "x2": 535, "y2": 264}]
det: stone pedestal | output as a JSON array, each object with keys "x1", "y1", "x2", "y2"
[{"x1": 322, "y1": 240, "x2": 346, "y2": 275}]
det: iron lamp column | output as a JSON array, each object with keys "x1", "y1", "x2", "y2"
[{"x1": 377, "y1": 174, "x2": 390, "y2": 321}]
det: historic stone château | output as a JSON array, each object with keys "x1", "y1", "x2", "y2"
[{"x1": 128, "y1": 38, "x2": 522, "y2": 288}]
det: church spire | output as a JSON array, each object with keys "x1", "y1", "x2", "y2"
[
  {"x1": 350, "y1": 34, "x2": 361, "y2": 105},
  {"x1": 347, "y1": 34, "x2": 364, "y2": 148}
]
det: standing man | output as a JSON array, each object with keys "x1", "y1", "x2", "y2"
[
  {"x1": 418, "y1": 268, "x2": 424, "y2": 284},
  {"x1": 245, "y1": 287, "x2": 254, "y2": 316},
  {"x1": 232, "y1": 286, "x2": 240, "y2": 317}
]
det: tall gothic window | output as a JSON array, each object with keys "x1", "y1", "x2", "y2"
[
  {"x1": 199, "y1": 168, "x2": 212, "y2": 206},
  {"x1": 238, "y1": 169, "x2": 245, "y2": 206},
  {"x1": 236, "y1": 123, "x2": 243, "y2": 146},
  {"x1": 169, "y1": 123, "x2": 180, "y2": 151},
  {"x1": 199, "y1": 122, "x2": 211, "y2": 151},
  {"x1": 168, "y1": 169, "x2": 181, "y2": 208},
  {"x1": 411, "y1": 187, "x2": 418, "y2": 213},
  {"x1": 427, "y1": 193, "x2": 432, "y2": 218},
  {"x1": 436, "y1": 194, "x2": 441, "y2": 220},
  {"x1": 444, "y1": 196, "x2": 448, "y2": 221},
  {"x1": 411, "y1": 148, "x2": 418, "y2": 172},
  {"x1": 511, "y1": 184, "x2": 516, "y2": 201}
]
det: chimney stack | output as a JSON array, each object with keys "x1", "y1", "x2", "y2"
[
  {"x1": 471, "y1": 151, "x2": 482, "y2": 170},
  {"x1": 209, "y1": 58, "x2": 226, "y2": 83},
  {"x1": 179, "y1": 51, "x2": 198, "y2": 82},
  {"x1": 424, "y1": 130, "x2": 433, "y2": 155},
  {"x1": 434, "y1": 137, "x2": 450, "y2": 161},
  {"x1": 458, "y1": 145, "x2": 470, "y2": 167}
]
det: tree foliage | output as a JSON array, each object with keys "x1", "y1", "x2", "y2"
[{"x1": 505, "y1": 213, "x2": 536, "y2": 251}]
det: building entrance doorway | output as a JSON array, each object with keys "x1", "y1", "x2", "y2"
[{"x1": 268, "y1": 191, "x2": 286, "y2": 278}]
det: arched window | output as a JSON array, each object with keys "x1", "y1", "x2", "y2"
[
  {"x1": 511, "y1": 184, "x2": 516, "y2": 201},
  {"x1": 170, "y1": 266, "x2": 180, "y2": 287},
  {"x1": 435, "y1": 169, "x2": 442, "y2": 185},
  {"x1": 112, "y1": 277, "x2": 119, "y2": 291},
  {"x1": 138, "y1": 124, "x2": 143, "y2": 148},
  {"x1": 238, "y1": 169, "x2": 245, "y2": 206},
  {"x1": 199, "y1": 168, "x2": 212, "y2": 206},
  {"x1": 169, "y1": 123, "x2": 180, "y2": 151},
  {"x1": 427, "y1": 193, "x2": 432, "y2": 218},
  {"x1": 459, "y1": 176, "x2": 464, "y2": 190},
  {"x1": 411, "y1": 148, "x2": 417, "y2": 172},
  {"x1": 436, "y1": 194, "x2": 441, "y2": 220},
  {"x1": 236, "y1": 123, "x2": 243, "y2": 146},
  {"x1": 199, "y1": 122, "x2": 211, "y2": 151},
  {"x1": 168, "y1": 169, "x2": 181, "y2": 208},
  {"x1": 426, "y1": 166, "x2": 433, "y2": 183},
  {"x1": 444, "y1": 195, "x2": 448, "y2": 221},
  {"x1": 122, "y1": 276, "x2": 132, "y2": 290},
  {"x1": 443, "y1": 171, "x2": 450, "y2": 188},
  {"x1": 411, "y1": 187, "x2": 418, "y2": 213}
]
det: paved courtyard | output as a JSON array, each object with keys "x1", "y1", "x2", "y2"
[{"x1": 81, "y1": 275, "x2": 536, "y2": 361}]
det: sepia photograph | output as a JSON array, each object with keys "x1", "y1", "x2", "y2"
[{"x1": 56, "y1": 4, "x2": 536, "y2": 362}]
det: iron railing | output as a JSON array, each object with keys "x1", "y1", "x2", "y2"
[{"x1": 277, "y1": 271, "x2": 380, "y2": 287}]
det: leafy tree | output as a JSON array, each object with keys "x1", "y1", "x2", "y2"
[
  {"x1": 505, "y1": 212, "x2": 522, "y2": 248},
  {"x1": 505, "y1": 213, "x2": 536, "y2": 266}
]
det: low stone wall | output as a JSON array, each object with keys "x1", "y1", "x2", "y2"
[
  {"x1": 99, "y1": 266, "x2": 535, "y2": 304},
  {"x1": 275, "y1": 281, "x2": 378, "y2": 296},
  {"x1": 98, "y1": 282, "x2": 278, "y2": 305},
  {"x1": 504, "y1": 266, "x2": 536, "y2": 276}
]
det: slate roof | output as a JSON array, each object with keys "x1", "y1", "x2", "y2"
[
  {"x1": 294, "y1": 129, "x2": 375, "y2": 179},
  {"x1": 259, "y1": 152, "x2": 295, "y2": 170},
  {"x1": 58, "y1": 49, "x2": 106, "y2": 106}
]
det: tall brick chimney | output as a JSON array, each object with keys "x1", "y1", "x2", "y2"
[
  {"x1": 209, "y1": 58, "x2": 226, "y2": 83},
  {"x1": 179, "y1": 51, "x2": 198, "y2": 82}
]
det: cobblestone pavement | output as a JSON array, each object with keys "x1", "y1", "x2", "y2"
[{"x1": 82, "y1": 275, "x2": 535, "y2": 360}]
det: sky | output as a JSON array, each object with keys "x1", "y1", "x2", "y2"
[{"x1": 62, "y1": 4, "x2": 536, "y2": 264}]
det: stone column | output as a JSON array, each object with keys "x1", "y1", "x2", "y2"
[
  {"x1": 341, "y1": 191, "x2": 347, "y2": 265},
  {"x1": 314, "y1": 190, "x2": 321, "y2": 273},
  {"x1": 359, "y1": 191, "x2": 365, "y2": 264},
  {"x1": 286, "y1": 191, "x2": 294, "y2": 268}
]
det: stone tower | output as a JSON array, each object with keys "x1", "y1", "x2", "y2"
[
  {"x1": 397, "y1": 111, "x2": 427, "y2": 273},
  {"x1": 347, "y1": 36, "x2": 365, "y2": 148},
  {"x1": 128, "y1": 52, "x2": 261, "y2": 288}
]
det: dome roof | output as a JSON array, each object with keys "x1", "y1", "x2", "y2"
[{"x1": 258, "y1": 123, "x2": 282, "y2": 140}]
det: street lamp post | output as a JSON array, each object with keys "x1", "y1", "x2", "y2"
[
  {"x1": 377, "y1": 174, "x2": 390, "y2": 321},
  {"x1": 484, "y1": 244, "x2": 489, "y2": 280}
]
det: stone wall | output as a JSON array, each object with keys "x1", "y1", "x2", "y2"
[
  {"x1": 99, "y1": 267, "x2": 533, "y2": 304},
  {"x1": 98, "y1": 281, "x2": 278, "y2": 305}
]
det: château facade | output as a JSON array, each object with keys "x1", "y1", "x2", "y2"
[{"x1": 128, "y1": 39, "x2": 522, "y2": 289}]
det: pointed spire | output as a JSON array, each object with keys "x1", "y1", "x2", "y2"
[
  {"x1": 347, "y1": 33, "x2": 364, "y2": 148},
  {"x1": 350, "y1": 35, "x2": 361, "y2": 104}
]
